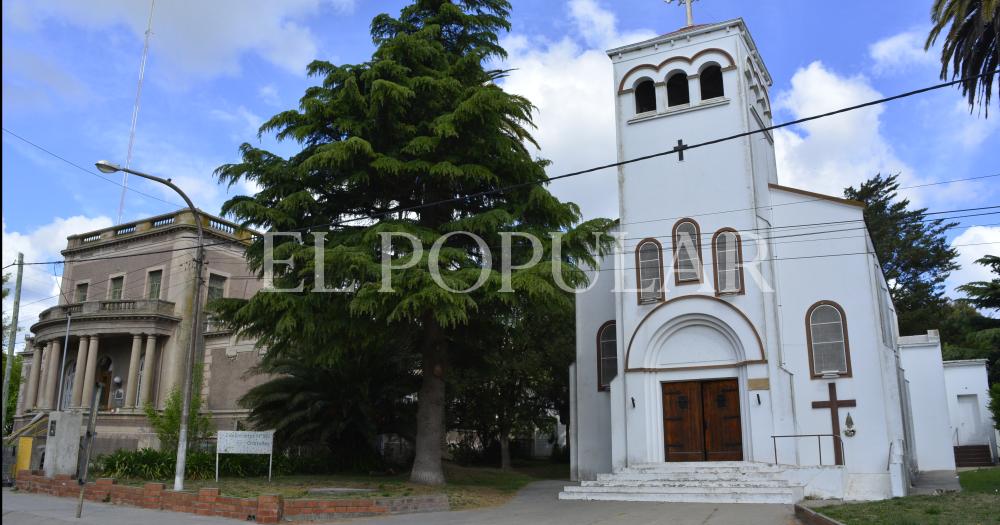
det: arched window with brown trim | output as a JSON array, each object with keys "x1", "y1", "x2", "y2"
[
  {"x1": 806, "y1": 301, "x2": 852, "y2": 378},
  {"x1": 597, "y1": 322, "x2": 618, "y2": 391},
  {"x1": 699, "y1": 64, "x2": 724, "y2": 100},
  {"x1": 712, "y1": 228, "x2": 744, "y2": 295},
  {"x1": 666, "y1": 72, "x2": 690, "y2": 107},
  {"x1": 634, "y1": 79, "x2": 657, "y2": 114},
  {"x1": 672, "y1": 219, "x2": 702, "y2": 285},
  {"x1": 635, "y1": 238, "x2": 664, "y2": 304}
]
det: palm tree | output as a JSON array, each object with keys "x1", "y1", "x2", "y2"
[
  {"x1": 925, "y1": 0, "x2": 1000, "y2": 115},
  {"x1": 239, "y1": 347, "x2": 418, "y2": 468}
]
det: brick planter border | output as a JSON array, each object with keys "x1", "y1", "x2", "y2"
[{"x1": 15, "y1": 470, "x2": 449, "y2": 523}]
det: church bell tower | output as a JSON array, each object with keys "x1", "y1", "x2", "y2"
[{"x1": 607, "y1": 18, "x2": 777, "y2": 237}]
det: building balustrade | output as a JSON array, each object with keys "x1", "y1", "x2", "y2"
[
  {"x1": 66, "y1": 209, "x2": 251, "y2": 250},
  {"x1": 37, "y1": 299, "x2": 176, "y2": 322}
]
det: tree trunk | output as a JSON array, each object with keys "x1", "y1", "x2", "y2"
[
  {"x1": 410, "y1": 319, "x2": 446, "y2": 485},
  {"x1": 499, "y1": 434, "x2": 511, "y2": 471}
]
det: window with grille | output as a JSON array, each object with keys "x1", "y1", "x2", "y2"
[
  {"x1": 207, "y1": 274, "x2": 227, "y2": 302},
  {"x1": 636, "y1": 239, "x2": 664, "y2": 304},
  {"x1": 672, "y1": 220, "x2": 702, "y2": 284},
  {"x1": 109, "y1": 276, "x2": 124, "y2": 300},
  {"x1": 147, "y1": 270, "x2": 162, "y2": 300},
  {"x1": 713, "y1": 229, "x2": 743, "y2": 295},
  {"x1": 75, "y1": 282, "x2": 89, "y2": 303},
  {"x1": 598, "y1": 322, "x2": 618, "y2": 390},
  {"x1": 807, "y1": 302, "x2": 851, "y2": 377}
]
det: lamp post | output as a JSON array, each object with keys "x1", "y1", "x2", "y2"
[{"x1": 95, "y1": 160, "x2": 204, "y2": 491}]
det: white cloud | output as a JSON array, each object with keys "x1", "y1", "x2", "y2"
[
  {"x1": 869, "y1": 30, "x2": 936, "y2": 74},
  {"x1": 210, "y1": 105, "x2": 264, "y2": 140},
  {"x1": 949, "y1": 88, "x2": 1000, "y2": 150},
  {"x1": 567, "y1": 0, "x2": 656, "y2": 50},
  {"x1": 773, "y1": 61, "x2": 918, "y2": 196},
  {"x1": 258, "y1": 84, "x2": 281, "y2": 107},
  {"x1": 1, "y1": 47, "x2": 93, "y2": 112},
  {"x1": 499, "y1": 0, "x2": 655, "y2": 220},
  {"x1": 946, "y1": 226, "x2": 1000, "y2": 304},
  {"x1": 2, "y1": 215, "x2": 114, "y2": 347},
  {"x1": 6, "y1": 0, "x2": 356, "y2": 78}
]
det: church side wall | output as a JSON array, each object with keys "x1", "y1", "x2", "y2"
[
  {"x1": 572, "y1": 261, "x2": 615, "y2": 480},
  {"x1": 899, "y1": 340, "x2": 957, "y2": 471},
  {"x1": 771, "y1": 192, "x2": 898, "y2": 497}
]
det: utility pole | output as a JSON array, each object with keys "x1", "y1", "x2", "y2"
[{"x1": 2, "y1": 253, "x2": 24, "y2": 436}]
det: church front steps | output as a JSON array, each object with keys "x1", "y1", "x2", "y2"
[{"x1": 559, "y1": 461, "x2": 806, "y2": 504}]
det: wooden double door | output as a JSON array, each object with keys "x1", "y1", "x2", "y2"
[{"x1": 662, "y1": 379, "x2": 743, "y2": 462}]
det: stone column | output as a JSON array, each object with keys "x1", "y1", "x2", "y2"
[
  {"x1": 139, "y1": 335, "x2": 157, "y2": 406},
  {"x1": 24, "y1": 345, "x2": 43, "y2": 411},
  {"x1": 81, "y1": 335, "x2": 100, "y2": 409},
  {"x1": 125, "y1": 334, "x2": 144, "y2": 408},
  {"x1": 43, "y1": 340, "x2": 61, "y2": 410},
  {"x1": 71, "y1": 336, "x2": 89, "y2": 408}
]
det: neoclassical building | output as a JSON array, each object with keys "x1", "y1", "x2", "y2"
[{"x1": 14, "y1": 209, "x2": 268, "y2": 453}]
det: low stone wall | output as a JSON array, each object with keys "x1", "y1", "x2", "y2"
[{"x1": 14, "y1": 471, "x2": 449, "y2": 523}]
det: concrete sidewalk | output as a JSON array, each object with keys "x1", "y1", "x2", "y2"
[
  {"x1": 4, "y1": 482, "x2": 799, "y2": 525},
  {"x1": 352, "y1": 481, "x2": 798, "y2": 525},
  {"x1": 2, "y1": 489, "x2": 236, "y2": 525}
]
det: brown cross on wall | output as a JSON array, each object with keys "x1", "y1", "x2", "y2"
[
  {"x1": 672, "y1": 139, "x2": 689, "y2": 161},
  {"x1": 811, "y1": 382, "x2": 856, "y2": 466}
]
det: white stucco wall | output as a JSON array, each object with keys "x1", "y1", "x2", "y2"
[
  {"x1": 568, "y1": 18, "x2": 917, "y2": 501},
  {"x1": 898, "y1": 332, "x2": 956, "y2": 472},
  {"x1": 943, "y1": 360, "x2": 996, "y2": 456},
  {"x1": 570, "y1": 255, "x2": 616, "y2": 480}
]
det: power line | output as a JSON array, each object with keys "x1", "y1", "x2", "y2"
[
  {"x1": 590, "y1": 241, "x2": 1000, "y2": 274},
  {"x1": 12, "y1": 205, "x2": 995, "y2": 268},
  {"x1": 1, "y1": 127, "x2": 184, "y2": 209},
  {"x1": 287, "y1": 71, "x2": 999, "y2": 232},
  {"x1": 621, "y1": 216, "x2": 1000, "y2": 251},
  {"x1": 619, "y1": 208, "x2": 1000, "y2": 245},
  {"x1": 4, "y1": 73, "x2": 996, "y2": 240},
  {"x1": 619, "y1": 180, "x2": 1000, "y2": 228}
]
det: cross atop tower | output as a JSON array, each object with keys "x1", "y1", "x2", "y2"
[{"x1": 666, "y1": 0, "x2": 699, "y2": 27}]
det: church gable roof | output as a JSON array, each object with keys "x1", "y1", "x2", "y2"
[{"x1": 768, "y1": 183, "x2": 866, "y2": 209}]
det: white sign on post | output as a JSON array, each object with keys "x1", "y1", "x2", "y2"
[{"x1": 216, "y1": 430, "x2": 275, "y2": 481}]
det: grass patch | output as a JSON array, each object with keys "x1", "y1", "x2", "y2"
[
  {"x1": 818, "y1": 468, "x2": 1000, "y2": 525},
  {"x1": 959, "y1": 467, "x2": 1000, "y2": 494},
  {"x1": 108, "y1": 460, "x2": 567, "y2": 510}
]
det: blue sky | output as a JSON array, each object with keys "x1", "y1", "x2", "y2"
[{"x1": 3, "y1": 0, "x2": 998, "y2": 325}]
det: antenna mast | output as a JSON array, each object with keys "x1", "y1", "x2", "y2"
[{"x1": 116, "y1": 0, "x2": 156, "y2": 224}]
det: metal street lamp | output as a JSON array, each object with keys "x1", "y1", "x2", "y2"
[{"x1": 95, "y1": 160, "x2": 204, "y2": 491}]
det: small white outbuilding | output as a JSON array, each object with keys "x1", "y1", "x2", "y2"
[{"x1": 943, "y1": 359, "x2": 997, "y2": 466}]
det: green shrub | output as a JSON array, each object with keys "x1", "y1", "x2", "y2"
[
  {"x1": 144, "y1": 366, "x2": 212, "y2": 453},
  {"x1": 93, "y1": 447, "x2": 371, "y2": 481}
]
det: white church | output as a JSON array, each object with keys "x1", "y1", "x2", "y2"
[{"x1": 562, "y1": 17, "x2": 996, "y2": 503}]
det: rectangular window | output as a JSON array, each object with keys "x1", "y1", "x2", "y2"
[
  {"x1": 207, "y1": 274, "x2": 227, "y2": 302},
  {"x1": 147, "y1": 270, "x2": 162, "y2": 300},
  {"x1": 109, "y1": 276, "x2": 124, "y2": 300},
  {"x1": 74, "y1": 282, "x2": 89, "y2": 303}
]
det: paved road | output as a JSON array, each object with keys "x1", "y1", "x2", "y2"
[{"x1": 4, "y1": 482, "x2": 798, "y2": 525}]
